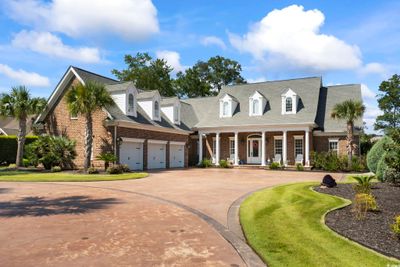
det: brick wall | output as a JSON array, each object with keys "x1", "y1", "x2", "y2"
[{"x1": 313, "y1": 135, "x2": 360, "y2": 156}]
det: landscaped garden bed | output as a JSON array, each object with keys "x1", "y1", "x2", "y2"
[{"x1": 315, "y1": 183, "x2": 400, "y2": 259}]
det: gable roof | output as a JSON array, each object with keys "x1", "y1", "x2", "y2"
[{"x1": 0, "y1": 116, "x2": 35, "y2": 135}]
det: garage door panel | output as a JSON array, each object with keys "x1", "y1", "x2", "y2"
[
  {"x1": 120, "y1": 142, "x2": 143, "y2": 170},
  {"x1": 148, "y1": 143, "x2": 166, "y2": 169},
  {"x1": 170, "y1": 144, "x2": 184, "y2": 168}
]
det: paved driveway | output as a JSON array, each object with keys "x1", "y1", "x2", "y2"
[{"x1": 0, "y1": 169, "x2": 345, "y2": 266}]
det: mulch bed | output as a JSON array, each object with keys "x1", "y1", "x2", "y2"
[{"x1": 315, "y1": 183, "x2": 400, "y2": 259}]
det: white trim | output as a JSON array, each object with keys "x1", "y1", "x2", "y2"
[
  {"x1": 293, "y1": 137, "x2": 303, "y2": 161},
  {"x1": 294, "y1": 135, "x2": 304, "y2": 139},
  {"x1": 70, "y1": 67, "x2": 85, "y2": 84},
  {"x1": 170, "y1": 141, "x2": 185, "y2": 146},
  {"x1": 328, "y1": 139, "x2": 339, "y2": 154},
  {"x1": 313, "y1": 131, "x2": 359, "y2": 136},
  {"x1": 0, "y1": 127, "x2": 8, "y2": 135},
  {"x1": 328, "y1": 138, "x2": 339, "y2": 142},
  {"x1": 274, "y1": 136, "x2": 283, "y2": 140},
  {"x1": 106, "y1": 120, "x2": 192, "y2": 135},
  {"x1": 196, "y1": 123, "x2": 315, "y2": 133},
  {"x1": 148, "y1": 139, "x2": 168, "y2": 145},
  {"x1": 121, "y1": 137, "x2": 145, "y2": 143}
]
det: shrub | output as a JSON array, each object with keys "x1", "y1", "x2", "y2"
[
  {"x1": 51, "y1": 166, "x2": 62, "y2": 172},
  {"x1": 376, "y1": 155, "x2": 388, "y2": 182},
  {"x1": 296, "y1": 163, "x2": 304, "y2": 171},
  {"x1": 367, "y1": 136, "x2": 392, "y2": 173},
  {"x1": 353, "y1": 193, "x2": 378, "y2": 220},
  {"x1": 22, "y1": 158, "x2": 30, "y2": 167},
  {"x1": 219, "y1": 159, "x2": 229, "y2": 168},
  {"x1": 351, "y1": 156, "x2": 366, "y2": 172},
  {"x1": 87, "y1": 167, "x2": 99, "y2": 174},
  {"x1": 7, "y1": 163, "x2": 16, "y2": 169},
  {"x1": 96, "y1": 152, "x2": 117, "y2": 171},
  {"x1": 118, "y1": 164, "x2": 130, "y2": 173},
  {"x1": 391, "y1": 215, "x2": 400, "y2": 239},
  {"x1": 351, "y1": 174, "x2": 375, "y2": 194},
  {"x1": 26, "y1": 135, "x2": 76, "y2": 170},
  {"x1": 0, "y1": 135, "x2": 38, "y2": 165},
  {"x1": 106, "y1": 166, "x2": 123, "y2": 174},
  {"x1": 199, "y1": 159, "x2": 212, "y2": 168},
  {"x1": 384, "y1": 168, "x2": 400, "y2": 184},
  {"x1": 269, "y1": 162, "x2": 281, "y2": 170}
]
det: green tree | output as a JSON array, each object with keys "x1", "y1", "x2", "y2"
[
  {"x1": 0, "y1": 86, "x2": 46, "y2": 167},
  {"x1": 111, "y1": 52, "x2": 175, "y2": 96},
  {"x1": 174, "y1": 68, "x2": 212, "y2": 98},
  {"x1": 374, "y1": 74, "x2": 400, "y2": 134},
  {"x1": 66, "y1": 81, "x2": 114, "y2": 171},
  {"x1": 331, "y1": 100, "x2": 365, "y2": 168}
]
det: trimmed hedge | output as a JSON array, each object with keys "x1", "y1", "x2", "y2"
[
  {"x1": 376, "y1": 154, "x2": 388, "y2": 182},
  {"x1": 367, "y1": 136, "x2": 392, "y2": 173},
  {"x1": 0, "y1": 135, "x2": 38, "y2": 165}
]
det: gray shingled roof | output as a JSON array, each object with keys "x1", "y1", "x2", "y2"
[
  {"x1": 106, "y1": 81, "x2": 134, "y2": 92},
  {"x1": 181, "y1": 96, "x2": 217, "y2": 127},
  {"x1": 137, "y1": 90, "x2": 158, "y2": 100},
  {"x1": 73, "y1": 66, "x2": 119, "y2": 85},
  {"x1": 161, "y1": 97, "x2": 179, "y2": 106}
]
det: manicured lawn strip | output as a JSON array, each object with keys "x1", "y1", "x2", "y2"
[
  {"x1": 240, "y1": 183, "x2": 399, "y2": 267},
  {"x1": 0, "y1": 171, "x2": 148, "y2": 182}
]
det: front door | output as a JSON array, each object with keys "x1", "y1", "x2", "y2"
[{"x1": 247, "y1": 138, "x2": 261, "y2": 164}]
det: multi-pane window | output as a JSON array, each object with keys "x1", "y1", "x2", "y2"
[
  {"x1": 128, "y1": 94, "x2": 134, "y2": 112},
  {"x1": 229, "y1": 138, "x2": 235, "y2": 159},
  {"x1": 295, "y1": 138, "x2": 303, "y2": 157},
  {"x1": 223, "y1": 101, "x2": 229, "y2": 116},
  {"x1": 286, "y1": 97, "x2": 292, "y2": 112},
  {"x1": 329, "y1": 140, "x2": 339, "y2": 154},
  {"x1": 252, "y1": 99, "x2": 259, "y2": 115},
  {"x1": 274, "y1": 139, "x2": 283, "y2": 156}
]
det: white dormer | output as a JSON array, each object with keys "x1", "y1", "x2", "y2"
[
  {"x1": 281, "y1": 88, "x2": 298, "y2": 115},
  {"x1": 161, "y1": 97, "x2": 181, "y2": 125},
  {"x1": 108, "y1": 82, "x2": 138, "y2": 117},
  {"x1": 137, "y1": 91, "x2": 162, "y2": 121},
  {"x1": 219, "y1": 93, "x2": 238, "y2": 118},
  {"x1": 249, "y1": 91, "x2": 266, "y2": 116}
]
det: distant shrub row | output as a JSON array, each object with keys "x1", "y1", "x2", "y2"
[{"x1": 0, "y1": 135, "x2": 38, "y2": 165}]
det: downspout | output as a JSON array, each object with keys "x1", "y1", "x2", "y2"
[{"x1": 114, "y1": 125, "x2": 118, "y2": 162}]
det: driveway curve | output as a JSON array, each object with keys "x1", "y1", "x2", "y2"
[{"x1": 0, "y1": 168, "x2": 344, "y2": 266}]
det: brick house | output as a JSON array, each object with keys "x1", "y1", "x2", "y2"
[{"x1": 35, "y1": 66, "x2": 362, "y2": 170}]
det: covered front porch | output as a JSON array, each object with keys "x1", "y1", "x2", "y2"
[{"x1": 198, "y1": 127, "x2": 312, "y2": 167}]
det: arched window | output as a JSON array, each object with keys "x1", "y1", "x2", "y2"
[
  {"x1": 223, "y1": 101, "x2": 229, "y2": 116},
  {"x1": 154, "y1": 101, "x2": 160, "y2": 118},
  {"x1": 252, "y1": 99, "x2": 259, "y2": 115},
  {"x1": 286, "y1": 97, "x2": 292, "y2": 113},
  {"x1": 128, "y1": 94, "x2": 134, "y2": 112}
]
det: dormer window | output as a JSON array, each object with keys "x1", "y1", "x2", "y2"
[
  {"x1": 154, "y1": 101, "x2": 160, "y2": 118},
  {"x1": 285, "y1": 97, "x2": 292, "y2": 113},
  {"x1": 249, "y1": 91, "x2": 266, "y2": 116},
  {"x1": 252, "y1": 99, "x2": 259, "y2": 114},
  {"x1": 219, "y1": 93, "x2": 238, "y2": 118},
  {"x1": 174, "y1": 106, "x2": 179, "y2": 123},
  {"x1": 128, "y1": 94, "x2": 134, "y2": 112},
  {"x1": 281, "y1": 88, "x2": 298, "y2": 115},
  {"x1": 223, "y1": 101, "x2": 229, "y2": 116}
]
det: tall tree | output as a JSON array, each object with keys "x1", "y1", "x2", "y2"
[
  {"x1": 112, "y1": 52, "x2": 175, "y2": 96},
  {"x1": 374, "y1": 74, "x2": 400, "y2": 134},
  {"x1": 331, "y1": 100, "x2": 365, "y2": 168},
  {"x1": 174, "y1": 68, "x2": 212, "y2": 98},
  {"x1": 0, "y1": 86, "x2": 46, "y2": 167},
  {"x1": 66, "y1": 81, "x2": 114, "y2": 171}
]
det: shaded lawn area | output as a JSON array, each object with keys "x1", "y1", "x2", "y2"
[
  {"x1": 240, "y1": 183, "x2": 400, "y2": 267},
  {"x1": 0, "y1": 170, "x2": 148, "y2": 182}
]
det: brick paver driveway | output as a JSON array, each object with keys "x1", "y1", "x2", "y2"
[{"x1": 0, "y1": 169, "x2": 345, "y2": 266}]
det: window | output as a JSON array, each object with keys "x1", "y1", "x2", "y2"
[
  {"x1": 252, "y1": 99, "x2": 259, "y2": 115},
  {"x1": 174, "y1": 106, "x2": 179, "y2": 122},
  {"x1": 154, "y1": 101, "x2": 160, "y2": 118},
  {"x1": 286, "y1": 97, "x2": 292, "y2": 113},
  {"x1": 329, "y1": 139, "x2": 339, "y2": 154},
  {"x1": 229, "y1": 138, "x2": 235, "y2": 159},
  {"x1": 128, "y1": 94, "x2": 134, "y2": 112},
  {"x1": 295, "y1": 138, "x2": 303, "y2": 157},
  {"x1": 212, "y1": 138, "x2": 216, "y2": 158},
  {"x1": 274, "y1": 139, "x2": 283, "y2": 156},
  {"x1": 222, "y1": 101, "x2": 229, "y2": 116}
]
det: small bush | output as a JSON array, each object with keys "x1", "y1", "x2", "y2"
[
  {"x1": 269, "y1": 162, "x2": 281, "y2": 170},
  {"x1": 96, "y1": 152, "x2": 117, "y2": 171},
  {"x1": 8, "y1": 163, "x2": 16, "y2": 169},
  {"x1": 118, "y1": 164, "x2": 130, "y2": 173},
  {"x1": 391, "y1": 215, "x2": 400, "y2": 239},
  {"x1": 106, "y1": 166, "x2": 123, "y2": 174},
  {"x1": 384, "y1": 168, "x2": 400, "y2": 184},
  {"x1": 87, "y1": 167, "x2": 99, "y2": 174},
  {"x1": 353, "y1": 193, "x2": 378, "y2": 220},
  {"x1": 296, "y1": 163, "x2": 304, "y2": 171},
  {"x1": 51, "y1": 166, "x2": 62, "y2": 172},
  {"x1": 376, "y1": 155, "x2": 388, "y2": 182},
  {"x1": 351, "y1": 174, "x2": 375, "y2": 194},
  {"x1": 219, "y1": 159, "x2": 229, "y2": 168},
  {"x1": 367, "y1": 136, "x2": 392, "y2": 173},
  {"x1": 199, "y1": 159, "x2": 212, "y2": 168}
]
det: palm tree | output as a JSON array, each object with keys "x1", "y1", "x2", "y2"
[
  {"x1": 66, "y1": 81, "x2": 113, "y2": 171},
  {"x1": 0, "y1": 86, "x2": 46, "y2": 167},
  {"x1": 331, "y1": 100, "x2": 365, "y2": 168}
]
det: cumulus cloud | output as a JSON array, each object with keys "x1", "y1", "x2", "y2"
[
  {"x1": 6, "y1": 0, "x2": 159, "y2": 40},
  {"x1": 156, "y1": 50, "x2": 185, "y2": 73},
  {"x1": 361, "y1": 83, "x2": 376, "y2": 100},
  {"x1": 201, "y1": 36, "x2": 226, "y2": 50},
  {"x1": 12, "y1": 30, "x2": 101, "y2": 63},
  {"x1": 0, "y1": 64, "x2": 50, "y2": 87},
  {"x1": 228, "y1": 5, "x2": 363, "y2": 71},
  {"x1": 359, "y1": 62, "x2": 387, "y2": 76}
]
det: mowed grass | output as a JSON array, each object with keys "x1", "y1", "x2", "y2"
[
  {"x1": 0, "y1": 170, "x2": 148, "y2": 182},
  {"x1": 240, "y1": 183, "x2": 400, "y2": 267}
]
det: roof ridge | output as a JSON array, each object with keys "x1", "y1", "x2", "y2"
[
  {"x1": 326, "y1": 84, "x2": 360, "y2": 88},
  {"x1": 71, "y1": 66, "x2": 119, "y2": 82},
  {"x1": 225, "y1": 76, "x2": 322, "y2": 88}
]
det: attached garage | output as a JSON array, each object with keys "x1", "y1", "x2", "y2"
[
  {"x1": 147, "y1": 140, "x2": 167, "y2": 169},
  {"x1": 169, "y1": 142, "x2": 185, "y2": 168},
  {"x1": 119, "y1": 138, "x2": 144, "y2": 170}
]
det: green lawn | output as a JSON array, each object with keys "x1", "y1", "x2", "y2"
[
  {"x1": 240, "y1": 183, "x2": 400, "y2": 267},
  {"x1": 0, "y1": 170, "x2": 148, "y2": 182}
]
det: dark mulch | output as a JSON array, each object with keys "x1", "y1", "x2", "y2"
[{"x1": 315, "y1": 183, "x2": 400, "y2": 259}]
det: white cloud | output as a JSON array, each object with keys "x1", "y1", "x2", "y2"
[
  {"x1": 228, "y1": 5, "x2": 362, "y2": 71},
  {"x1": 12, "y1": 30, "x2": 101, "y2": 63},
  {"x1": 156, "y1": 50, "x2": 185, "y2": 73},
  {"x1": 359, "y1": 62, "x2": 387, "y2": 76},
  {"x1": 201, "y1": 36, "x2": 226, "y2": 50},
  {"x1": 361, "y1": 83, "x2": 376, "y2": 100},
  {"x1": 0, "y1": 64, "x2": 50, "y2": 87},
  {"x1": 7, "y1": 0, "x2": 159, "y2": 40},
  {"x1": 247, "y1": 77, "x2": 266, "y2": 83}
]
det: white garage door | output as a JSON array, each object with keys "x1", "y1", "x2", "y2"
[
  {"x1": 119, "y1": 139, "x2": 144, "y2": 170},
  {"x1": 170, "y1": 144, "x2": 184, "y2": 168},
  {"x1": 148, "y1": 141, "x2": 166, "y2": 169}
]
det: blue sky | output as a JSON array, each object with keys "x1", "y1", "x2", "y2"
[{"x1": 0, "y1": 0, "x2": 399, "y2": 132}]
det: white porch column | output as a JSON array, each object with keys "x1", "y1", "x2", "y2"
[
  {"x1": 215, "y1": 132, "x2": 220, "y2": 166},
  {"x1": 283, "y1": 130, "x2": 287, "y2": 166},
  {"x1": 261, "y1": 131, "x2": 266, "y2": 166},
  {"x1": 198, "y1": 131, "x2": 203, "y2": 165},
  {"x1": 305, "y1": 130, "x2": 310, "y2": 166},
  {"x1": 234, "y1": 132, "x2": 239, "y2": 166}
]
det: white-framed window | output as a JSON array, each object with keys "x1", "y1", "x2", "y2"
[
  {"x1": 286, "y1": 97, "x2": 292, "y2": 113},
  {"x1": 229, "y1": 137, "x2": 235, "y2": 159},
  {"x1": 128, "y1": 93, "x2": 134, "y2": 112},
  {"x1": 274, "y1": 138, "x2": 283, "y2": 156},
  {"x1": 212, "y1": 138, "x2": 217, "y2": 158},
  {"x1": 329, "y1": 139, "x2": 339, "y2": 154},
  {"x1": 252, "y1": 99, "x2": 259, "y2": 115},
  {"x1": 154, "y1": 101, "x2": 160, "y2": 118},
  {"x1": 294, "y1": 136, "x2": 303, "y2": 157},
  {"x1": 223, "y1": 101, "x2": 229, "y2": 116}
]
